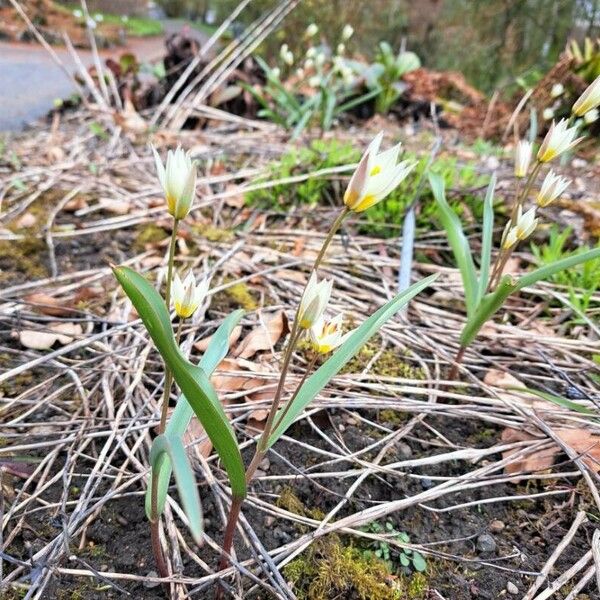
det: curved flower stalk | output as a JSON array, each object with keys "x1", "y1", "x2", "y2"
[{"x1": 430, "y1": 75, "x2": 600, "y2": 377}]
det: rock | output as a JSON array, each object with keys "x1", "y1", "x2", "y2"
[
  {"x1": 116, "y1": 514, "x2": 128, "y2": 527},
  {"x1": 259, "y1": 457, "x2": 270, "y2": 471},
  {"x1": 264, "y1": 515, "x2": 275, "y2": 527},
  {"x1": 397, "y1": 442, "x2": 412, "y2": 459},
  {"x1": 489, "y1": 519, "x2": 505, "y2": 532},
  {"x1": 506, "y1": 581, "x2": 518, "y2": 595},
  {"x1": 421, "y1": 477, "x2": 434, "y2": 490},
  {"x1": 144, "y1": 571, "x2": 161, "y2": 588},
  {"x1": 476, "y1": 533, "x2": 497, "y2": 553}
]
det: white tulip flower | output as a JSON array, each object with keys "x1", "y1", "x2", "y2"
[
  {"x1": 343, "y1": 132, "x2": 416, "y2": 212},
  {"x1": 151, "y1": 145, "x2": 197, "y2": 220},
  {"x1": 536, "y1": 170, "x2": 570, "y2": 207},
  {"x1": 537, "y1": 119, "x2": 583, "y2": 162},
  {"x1": 310, "y1": 314, "x2": 352, "y2": 354},
  {"x1": 502, "y1": 206, "x2": 538, "y2": 249},
  {"x1": 171, "y1": 272, "x2": 209, "y2": 318}
]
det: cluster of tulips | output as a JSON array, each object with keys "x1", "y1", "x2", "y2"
[{"x1": 112, "y1": 73, "x2": 600, "y2": 595}]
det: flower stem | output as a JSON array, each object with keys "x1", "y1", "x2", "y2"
[
  {"x1": 449, "y1": 345, "x2": 466, "y2": 380},
  {"x1": 150, "y1": 217, "x2": 179, "y2": 578},
  {"x1": 217, "y1": 208, "x2": 349, "y2": 584}
]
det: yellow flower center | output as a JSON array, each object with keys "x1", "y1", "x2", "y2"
[{"x1": 370, "y1": 165, "x2": 381, "y2": 176}]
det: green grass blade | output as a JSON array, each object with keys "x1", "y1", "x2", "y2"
[
  {"x1": 146, "y1": 310, "x2": 244, "y2": 517},
  {"x1": 511, "y1": 387, "x2": 597, "y2": 418},
  {"x1": 429, "y1": 173, "x2": 479, "y2": 317},
  {"x1": 267, "y1": 274, "x2": 438, "y2": 447},
  {"x1": 113, "y1": 267, "x2": 246, "y2": 500},
  {"x1": 150, "y1": 434, "x2": 203, "y2": 544},
  {"x1": 516, "y1": 248, "x2": 600, "y2": 290},
  {"x1": 477, "y1": 174, "x2": 496, "y2": 303}
]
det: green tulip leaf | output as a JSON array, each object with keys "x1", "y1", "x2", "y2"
[
  {"x1": 477, "y1": 173, "x2": 496, "y2": 303},
  {"x1": 150, "y1": 434, "x2": 203, "y2": 544},
  {"x1": 516, "y1": 247, "x2": 600, "y2": 290},
  {"x1": 429, "y1": 173, "x2": 479, "y2": 317},
  {"x1": 146, "y1": 310, "x2": 245, "y2": 518},
  {"x1": 113, "y1": 267, "x2": 246, "y2": 504},
  {"x1": 267, "y1": 274, "x2": 438, "y2": 447}
]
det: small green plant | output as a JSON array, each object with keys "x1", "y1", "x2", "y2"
[
  {"x1": 245, "y1": 57, "x2": 377, "y2": 138},
  {"x1": 358, "y1": 42, "x2": 421, "y2": 114},
  {"x1": 362, "y1": 521, "x2": 427, "y2": 574},
  {"x1": 431, "y1": 77, "x2": 600, "y2": 376},
  {"x1": 245, "y1": 138, "x2": 359, "y2": 209},
  {"x1": 531, "y1": 226, "x2": 600, "y2": 319}
]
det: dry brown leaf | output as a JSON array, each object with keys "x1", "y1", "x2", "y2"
[
  {"x1": 194, "y1": 326, "x2": 242, "y2": 353},
  {"x1": 234, "y1": 311, "x2": 289, "y2": 359},
  {"x1": 211, "y1": 358, "x2": 268, "y2": 394},
  {"x1": 24, "y1": 293, "x2": 74, "y2": 317},
  {"x1": 275, "y1": 269, "x2": 307, "y2": 284},
  {"x1": 292, "y1": 237, "x2": 306, "y2": 257},
  {"x1": 223, "y1": 184, "x2": 245, "y2": 208},
  {"x1": 63, "y1": 195, "x2": 88, "y2": 212},
  {"x1": 18, "y1": 330, "x2": 59, "y2": 350},
  {"x1": 501, "y1": 427, "x2": 600, "y2": 475},
  {"x1": 99, "y1": 198, "x2": 131, "y2": 215}
]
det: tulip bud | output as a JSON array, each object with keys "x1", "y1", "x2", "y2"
[
  {"x1": 305, "y1": 23, "x2": 318, "y2": 37},
  {"x1": 151, "y1": 145, "x2": 197, "y2": 220},
  {"x1": 342, "y1": 24, "x2": 354, "y2": 40},
  {"x1": 572, "y1": 74, "x2": 600, "y2": 117},
  {"x1": 551, "y1": 83, "x2": 564, "y2": 98},
  {"x1": 298, "y1": 272, "x2": 332, "y2": 329},
  {"x1": 514, "y1": 140, "x2": 532, "y2": 178}
]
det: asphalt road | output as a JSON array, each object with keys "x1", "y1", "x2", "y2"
[{"x1": 0, "y1": 21, "x2": 204, "y2": 131}]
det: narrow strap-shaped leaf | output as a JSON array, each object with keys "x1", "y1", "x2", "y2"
[
  {"x1": 476, "y1": 174, "x2": 496, "y2": 303},
  {"x1": 113, "y1": 266, "x2": 246, "y2": 500},
  {"x1": 512, "y1": 387, "x2": 597, "y2": 418},
  {"x1": 516, "y1": 248, "x2": 600, "y2": 290},
  {"x1": 147, "y1": 310, "x2": 244, "y2": 517},
  {"x1": 459, "y1": 275, "x2": 517, "y2": 347},
  {"x1": 429, "y1": 173, "x2": 478, "y2": 317},
  {"x1": 150, "y1": 434, "x2": 203, "y2": 544},
  {"x1": 267, "y1": 274, "x2": 438, "y2": 447}
]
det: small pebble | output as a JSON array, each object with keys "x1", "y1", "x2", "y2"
[
  {"x1": 144, "y1": 571, "x2": 160, "y2": 589},
  {"x1": 421, "y1": 477, "x2": 434, "y2": 490},
  {"x1": 397, "y1": 442, "x2": 412, "y2": 459},
  {"x1": 506, "y1": 581, "x2": 518, "y2": 595},
  {"x1": 264, "y1": 515, "x2": 275, "y2": 527},
  {"x1": 116, "y1": 514, "x2": 128, "y2": 526},
  {"x1": 259, "y1": 457, "x2": 270, "y2": 471},
  {"x1": 476, "y1": 533, "x2": 497, "y2": 553},
  {"x1": 489, "y1": 519, "x2": 505, "y2": 532}
]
